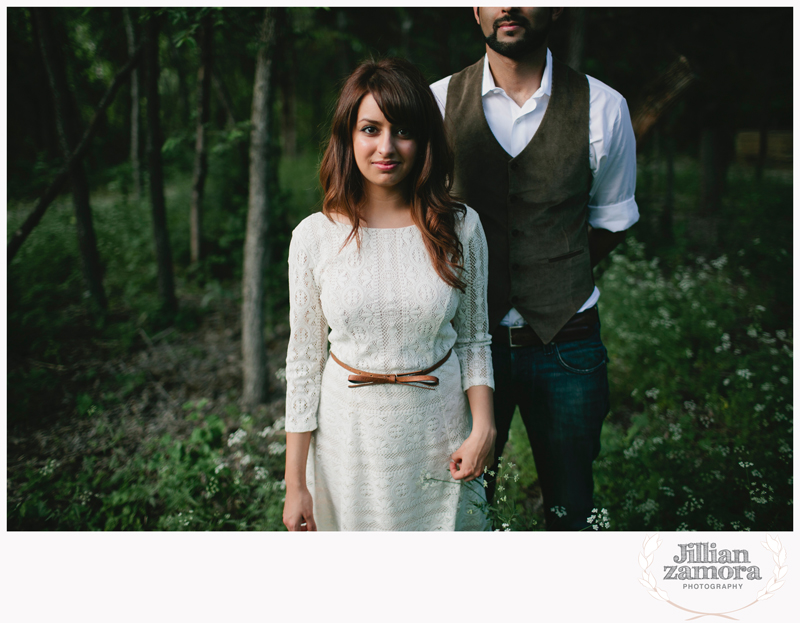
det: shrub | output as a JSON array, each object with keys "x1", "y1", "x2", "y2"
[
  {"x1": 7, "y1": 401, "x2": 288, "y2": 531},
  {"x1": 594, "y1": 238, "x2": 792, "y2": 531}
]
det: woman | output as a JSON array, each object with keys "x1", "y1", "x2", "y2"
[{"x1": 283, "y1": 58, "x2": 495, "y2": 531}]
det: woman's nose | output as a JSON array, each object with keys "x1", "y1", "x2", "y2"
[{"x1": 377, "y1": 132, "x2": 395, "y2": 155}]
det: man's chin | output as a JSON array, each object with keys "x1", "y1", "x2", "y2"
[{"x1": 485, "y1": 33, "x2": 543, "y2": 60}]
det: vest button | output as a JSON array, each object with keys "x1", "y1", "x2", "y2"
[
  {"x1": 511, "y1": 296, "x2": 520, "y2": 304},
  {"x1": 510, "y1": 162, "x2": 518, "y2": 171},
  {"x1": 509, "y1": 194, "x2": 518, "y2": 203},
  {"x1": 511, "y1": 229, "x2": 522, "y2": 238},
  {"x1": 511, "y1": 263, "x2": 521, "y2": 270}
]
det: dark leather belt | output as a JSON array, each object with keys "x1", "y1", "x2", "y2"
[
  {"x1": 491, "y1": 307, "x2": 599, "y2": 348},
  {"x1": 329, "y1": 349, "x2": 452, "y2": 390}
]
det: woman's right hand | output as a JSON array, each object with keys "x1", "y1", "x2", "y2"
[{"x1": 283, "y1": 486, "x2": 317, "y2": 531}]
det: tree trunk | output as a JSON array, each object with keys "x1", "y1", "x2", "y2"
[
  {"x1": 166, "y1": 29, "x2": 191, "y2": 126},
  {"x1": 33, "y1": 8, "x2": 107, "y2": 314},
  {"x1": 566, "y1": 7, "x2": 586, "y2": 72},
  {"x1": 242, "y1": 8, "x2": 278, "y2": 411},
  {"x1": 397, "y1": 8, "x2": 413, "y2": 61},
  {"x1": 190, "y1": 15, "x2": 213, "y2": 265},
  {"x1": 276, "y1": 10, "x2": 297, "y2": 159},
  {"x1": 29, "y1": 13, "x2": 59, "y2": 160},
  {"x1": 662, "y1": 131, "x2": 675, "y2": 243},
  {"x1": 699, "y1": 127, "x2": 721, "y2": 214},
  {"x1": 212, "y1": 66, "x2": 237, "y2": 129},
  {"x1": 123, "y1": 8, "x2": 142, "y2": 200},
  {"x1": 144, "y1": 12, "x2": 177, "y2": 314},
  {"x1": 755, "y1": 99, "x2": 770, "y2": 182}
]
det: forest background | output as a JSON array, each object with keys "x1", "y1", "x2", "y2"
[{"x1": 5, "y1": 7, "x2": 793, "y2": 532}]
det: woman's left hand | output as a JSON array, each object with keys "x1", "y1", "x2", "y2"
[{"x1": 449, "y1": 425, "x2": 496, "y2": 482}]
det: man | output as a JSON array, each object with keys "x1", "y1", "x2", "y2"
[{"x1": 431, "y1": 7, "x2": 639, "y2": 530}]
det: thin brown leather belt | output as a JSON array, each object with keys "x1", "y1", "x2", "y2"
[
  {"x1": 329, "y1": 349, "x2": 452, "y2": 390},
  {"x1": 491, "y1": 306, "x2": 600, "y2": 348}
]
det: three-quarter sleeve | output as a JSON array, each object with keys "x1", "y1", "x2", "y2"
[
  {"x1": 284, "y1": 225, "x2": 328, "y2": 432},
  {"x1": 452, "y1": 209, "x2": 495, "y2": 392}
]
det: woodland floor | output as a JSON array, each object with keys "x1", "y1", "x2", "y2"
[{"x1": 6, "y1": 295, "x2": 289, "y2": 494}]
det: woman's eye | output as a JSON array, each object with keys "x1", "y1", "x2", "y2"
[
  {"x1": 361, "y1": 126, "x2": 378, "y2": 134},
  {"x1": 396, "y1": 128, "x2": 411, "y2": 137}
]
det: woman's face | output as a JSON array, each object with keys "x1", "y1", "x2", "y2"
[{"x1": 351, "y1": 93, "x2": 417, "y2": 195}]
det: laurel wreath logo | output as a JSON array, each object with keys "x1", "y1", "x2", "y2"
[{"x1": 638, "y1": 533, "x2": 788, "y2": 620}]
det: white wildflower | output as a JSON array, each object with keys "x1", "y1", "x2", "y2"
[
  {"x1": 645, "y1": 387, "x2": 660, "y2": 400},
  {"x1": 267, "y1": 442, "x2": 286, "y2": 455},
  {"x1": 227, "y1": 428, "x2": 247, "y2": 447}
]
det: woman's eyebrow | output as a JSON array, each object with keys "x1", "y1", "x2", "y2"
[{"x1": 357, "y1": 117, "x2": 383, "y2": 124}]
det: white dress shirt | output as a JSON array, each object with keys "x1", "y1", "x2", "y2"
[{"x1": 430, "y1": 50, "x2": 639, "y2": 325}]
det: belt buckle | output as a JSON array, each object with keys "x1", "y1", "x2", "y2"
[{"x1": 508, "y1": 326, "x2": 523, "y2": 348}]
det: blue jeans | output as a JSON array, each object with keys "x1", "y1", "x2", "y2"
[{"x1": 489, "y1": 320, "x2": 610, "y2": 531}]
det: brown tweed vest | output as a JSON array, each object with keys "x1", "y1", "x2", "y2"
[{"x1": 445, "y1": 56, "x2": 594, "y2": 344}]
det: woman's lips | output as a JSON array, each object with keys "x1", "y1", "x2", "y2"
[{"x1": 373, "y1": 161, "x2": 399, "y2": 171}]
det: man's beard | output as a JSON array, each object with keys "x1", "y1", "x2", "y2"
[{"x1": 484, "y1": 15, "x2": 551, "y2": 60}]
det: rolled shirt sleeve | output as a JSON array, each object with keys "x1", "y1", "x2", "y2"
[{"x1": 587, "y1": 89, "x2": 640, "y2": 232}]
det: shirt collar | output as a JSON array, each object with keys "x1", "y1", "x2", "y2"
[{"x1": 481, "y1": 48, "x2": 553, "y2": 99}]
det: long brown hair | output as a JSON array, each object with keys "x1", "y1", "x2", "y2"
[{"x1": 319, "y1": 58, "x2": 467, "y2": 292}]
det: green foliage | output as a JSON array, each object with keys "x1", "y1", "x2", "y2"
[
  {"x1": 594, "y1": 237, "x2": 792, "y2": 531},
  {"x1": 7, "y1": 403, "x2": 288, "y2": 531},
  {"x1": 480, "y1": 457, "x2": 542, "y2": 531}
]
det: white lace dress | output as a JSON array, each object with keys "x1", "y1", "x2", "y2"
[{"x1": 285, "y1": 206, "x2": 494, "y2": 531}]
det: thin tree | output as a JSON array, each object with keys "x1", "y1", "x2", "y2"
[
  {"x1": 242, "y1": 8, "x2": 279, "y2": 410},
  {"x1": 144, "y1": 11, "x2": 177, "y2": 314},
  {"x1": 190, "y1": 13, "x2": 213, "y2": 264},
  {"x1": 566, "y1": 7, "x2": 586, "y2": 72},
  {"x1": 32, "y1": 8, "x2": 107, "y2": 314},
  {"x1": 123, "y1": 8, "x2": 142, "y2": 200},
  {"x1": 276, "y1": 10, "x2": 297, "y2": 159},
  {"x1": 212, "y1": 67, "x2": 237, "y2": 129}
]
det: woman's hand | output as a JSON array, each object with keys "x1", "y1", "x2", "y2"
[
  {"x1": 283, "y1": 486, "x2": 317, "y2": 531},
  {"x1": 450, "y1": 385, "x2": 496, "y2": 481},
  {"x1": 284, "y1": 431, "x2": 316, "y2": 531},
  {"x1": 449, "y1": 424, "x2": 496, "y2": 482}
]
